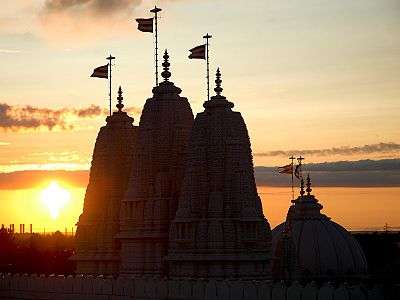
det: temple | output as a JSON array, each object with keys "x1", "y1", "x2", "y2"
[
  {"x1": 73, "y1": 54, "x2": 368, "y2": 284},
  {"x1": 73, "y1": 87, "x2": 137, "y2": 275},
  {"x1": 118, "y1": 51, "x2": 194, "y2": 276},
  {"x1": 271, "y1": 175, "x2": 368, "y2": 280},
  {"x1": 167, "y1": 69, "x2": 272, "y2": 279}
]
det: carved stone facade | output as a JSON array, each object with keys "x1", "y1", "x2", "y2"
[
  {"x1": 73, "y1": 88, "x2": 137, "y2": 275},
  {"x1": 118, "y1": 51, "x2": 194, "y2": 276},
  {"x1": 168, "y1": 69, "x2": 272, "y2": 279}
]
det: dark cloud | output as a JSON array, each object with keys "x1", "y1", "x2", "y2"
[
  {"x1": 255, "y1": 159, "x2": 400, "y2": 187},
  {"x1": 0, "y1": 103, "x2": 140, "y2": 131},
  {"x1": 74, "y1": 105, "x2": 102, "y2": 117},
  {"x1": 43, "y1": 0, "x2": 141, "y2": 15},
  {"x1": 254, "y1": 143, "x2": 400, "y2": 157},
  {"x1": 1, "y1": 159, "x2": 399, "y2": 190},
  {"x1": 39, "y1": 0, "x2": 143, "y2": 44}
]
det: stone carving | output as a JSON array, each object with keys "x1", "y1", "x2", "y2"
[
  {"x1": 118, "y1": 51, "x2": 194, "y2": 276},
  {"x1": 73, "y1": 87, "x2": 138, "y2": 275},
  {"x1": 168, "y1": 68, "x2": 272, "y2": 279}
]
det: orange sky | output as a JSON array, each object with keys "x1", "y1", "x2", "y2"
[
  {"x1": 1, "y1": 185, "x2": 399, "y2": 233},
  {"x1": 0, "y1": 1, "x2": 399, "y2": 231},
  {"x1": 1, "y1": 0, "x2": 399, "y2": 171}
]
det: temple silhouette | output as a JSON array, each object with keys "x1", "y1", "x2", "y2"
[
  {"x1": 1, "y1": 46, "x2": 388, "y2": 300},
  {"x1": 73, "y1": 51, "x2": 367, "y2": 283}
]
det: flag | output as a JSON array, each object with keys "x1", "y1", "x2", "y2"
[
  {"x1": 91, "y1": 64, "x2": 108, "y2": 79},
  {"x1": 277, "y1": 163, "x2": 293, "y2": 175},
  {"x1": 189, "y1": 44, "x2": 206, "y2": 59},
  {"x1": 294, "y1": 164, "x2": 302, "y2": 179},
  {"x1": 136, "y1": 18, "x2": 153, "y2": 33}
]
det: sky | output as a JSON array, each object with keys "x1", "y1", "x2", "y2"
[
  {"x1": 0, "y1": 0, "x2": 400, "y2": 231},
  {"x1": 0, "y1": 0, "x2": 399, "y2": 172}
]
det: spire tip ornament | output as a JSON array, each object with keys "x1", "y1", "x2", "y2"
[
  {"x1": 300, "y1": 178, "x2": 305, "y2": 196},
  {"x1": 116, "y1": 86, "x2": 124, "y2": 112},
  {"x1": 161, "y1": 49, "x2": 171, "y2": 82},
  {"x1": 306, "y1": 174, "x2": 312, "y2": 195},
  {"x1": 214, "y1": 67, "x2": 223, "y2": 97}
]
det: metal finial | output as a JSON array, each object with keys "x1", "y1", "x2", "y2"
[
  {"x1": 300, "y1": 178, "x2": 305, "y2": 196},
  {"x1": 161, "y1": 49, "x2": 171, "y2": 82},
  {"x1": 150, "y1": 6, "x2": 162, "y2": 13},
  {"x1": 214, "y1": 68, "x2": 223, "y2": 96},
  {"x1": 306, "y1": 174, "x2": 312, "y2": 195},
  {"x1": 116, "y1": 86, "x2": 124, "y2": 112}
]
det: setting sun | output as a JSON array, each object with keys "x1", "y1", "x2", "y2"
[{"x1": 40, "y1": 181, "x2": 71, "y2": 219}]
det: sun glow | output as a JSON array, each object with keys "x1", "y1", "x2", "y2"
[{"x1": 40, "y1": 181, "x2": 71, "y2": 219}]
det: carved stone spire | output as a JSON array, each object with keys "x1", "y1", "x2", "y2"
[
  {"x1": 168, "y1": 68, "x2": 271, "y2": 279},
  {"x1": 161, "y1": 50, "x2": 171, "y2": 82},
  {"x1": 73, "y1": 86, "x2": 137, "y2": 275},
  {"x1": 116, "y1": 86, "x2": 124, "y2": 112},
  {"x1": 306, "y1": 174, "x2": 312, "y2": 195},
  {"x1": 119, "y1": 51, "x2": 194, "y2": 276}
]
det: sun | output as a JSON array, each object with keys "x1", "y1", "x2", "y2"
[{"x1": 40, "y1": 181, "x2": 71, "y2": 219}]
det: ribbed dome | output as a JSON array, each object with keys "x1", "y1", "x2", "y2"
[{"x1": 271, "y1": 176, "x2": 367, "y2": 280}]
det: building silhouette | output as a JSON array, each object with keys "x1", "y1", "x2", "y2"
[
  {"x1": 118, "y1": 51, "x2": 194, "y2": 276},
  {"x1": 74, "y1": 53, "x2": 367, "y2": 282},
  {"x1": 73, "y1": 87, "x2": 137, "y2": 274},
  {"x1": 168, "y1": 68, "x2": 272, "y2": 279},
  {"x1": 271, "y1": 175, "x2": 368, "y2": 280}
]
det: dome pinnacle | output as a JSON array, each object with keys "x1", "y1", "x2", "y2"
[
  {"x1": 306, "y1": 174, "x2": 312, "y2": 195},
  {"x1": 214, "y1": 68, "x2": 223, "y2": 96},
  {"x1": 116, "y1": 86, "x2": 124, "y2": 112},
  {"x1": 161, "y1": 50, "x2": 171, "y2": 82}
]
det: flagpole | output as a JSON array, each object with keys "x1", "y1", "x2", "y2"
[
  {"x1": 107, "y1": 55, "x2": 115, "y2": 116},
  {"x1": 203, "y1": 33, "x2": 212, "y2": 101},
  {"x1": 151, "y1": 6, "x2": 162, "y2": 86},
  {"x1": 289, "y1": 156, "x2": 295, "y2": 200}
]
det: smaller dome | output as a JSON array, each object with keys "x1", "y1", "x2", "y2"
[{"x1": 271, "y1": 176, "x2": 367, "y2": 280}]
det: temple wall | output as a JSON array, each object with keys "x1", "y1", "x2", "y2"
[{"x1": 0, "y1": 274, "x2": 395, "y2": 300}]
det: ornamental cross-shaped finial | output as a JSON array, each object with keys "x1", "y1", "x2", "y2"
[{"x1": 161, "y1": 49, "x2": 171, "y2": 82}]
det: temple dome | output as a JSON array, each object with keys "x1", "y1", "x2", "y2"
[{"x1": 271, "y1": 176, "x2": 368, "y2": 280}]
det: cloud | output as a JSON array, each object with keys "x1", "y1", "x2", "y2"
[
  {"x1": 0, "y1": 49, "x2": 22, "y2": 54},
  {"x1": 1, "y1": 159, "x2": 399, "y2": 190},
  {"x1": 0, "y1": 102, "x2": 140, "y2": 131},
  {"x1": 254, "y1": 143, "x2": 400, "y2": 157},
  {"x1": 43, "y1": 0, "x2": 138, "y2": 13},
  {"x1": 38, "y1": 0, "x2": 142, "y2": 44},
  {"x1": 255, "y1": 159, "x2": 400, "y2": 187},
  {"x1": 125, "y1": 106, "x2": 141, "y2": 115},
  {"x1": 0, "y1": 170, "x2": 89, "y2": 190}
]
